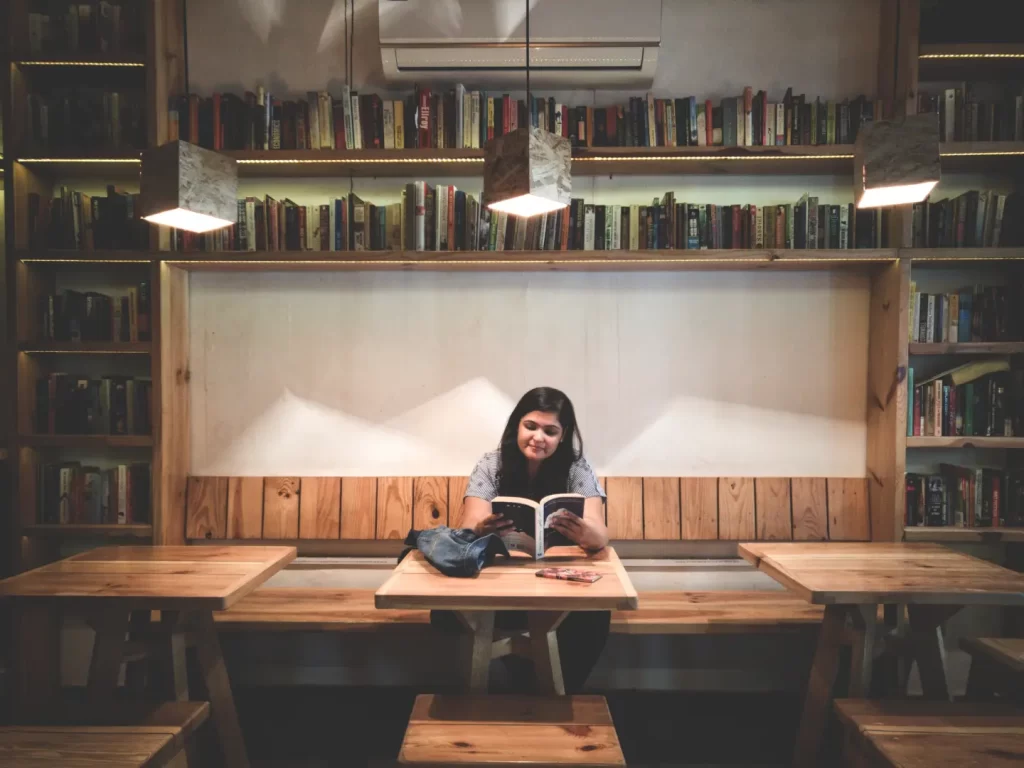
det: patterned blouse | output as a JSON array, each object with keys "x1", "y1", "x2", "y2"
[{"x1": 466, "y1": 450, "x2": 605, "y2": 501}]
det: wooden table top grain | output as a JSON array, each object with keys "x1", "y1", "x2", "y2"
[
  {"x1": 738, "y1": 542, "x2": 1024, "y2": 605},
  {"x1": 0, "y1": 727, "x2": 178, "y2": 767},
  {"x1": 375, "y1": 546, "x2": 639, "y2": 612},
  {"x1": 0, "y1": 546, "x2": 296, "y2": 610}
]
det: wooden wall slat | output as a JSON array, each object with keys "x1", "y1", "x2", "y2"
[
  {"x1": 226, "y1": 477, "x2": 263, "y2": 539},
  {"x1": 605, "y1": 477, "x2": 644, "y2": 540},
  {"x1": 262, "y1": 477, "x2": 300, "y2": 539},
  {"x1": 340, "y1": 477, "x2": 377, "y2": 539},
  {"x1": 828, "y1": 478, "x2": 871, "y2": 541},
  {"x1": 376, "y1": 477, "x2": 414, "y2": 540},
  {"x1": 681, "y1": 477, "x2": 718, "y2": 540},
  {"x1": 447, "y1": 477, "x2": 470, "y2": 529},
  {"x1": 719, "y1": 477, "x2": 755, "y2": 540},
  {"x1": 791, "y1": 478, "x2": 828, "y2": 541},
  {"x1": 185, "y1": 477, "x2": 227, "y2": 539},
  {"x1": 755, "y1": 478, "x2": 792, "y2": 541},
  {"x1": 413, "y1": 477, "x2": 449, "y2": 530},
  {"x1": 299, "y1": 477, "x2": 342, "y2": 540},
  {"x1": 642, "y1": 478, "x2": 680, "y2": 540}
]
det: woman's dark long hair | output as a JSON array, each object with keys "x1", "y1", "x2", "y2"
[{"x1": 496, "y1": 387, "x2": 583, "y2": 500}]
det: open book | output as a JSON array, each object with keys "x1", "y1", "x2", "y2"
[{"x1": 491, "y1": 493, "x2": 585, "y2": 559}]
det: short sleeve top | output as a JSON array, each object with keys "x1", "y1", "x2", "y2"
[{"x1": 465, "y1": 450, "x2": 605, "y2": 502}]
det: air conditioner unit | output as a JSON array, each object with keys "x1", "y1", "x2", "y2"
[{"x1": 379, "y1": 0, "x2": 661, "y2": 88}]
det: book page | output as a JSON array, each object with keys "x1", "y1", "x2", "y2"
[
  {"x1": 540, "y1": 495, "x2": 585, "y2": 553},
  {"x1": 492, "y1": 499, "x2": 538, "y2": 557}
]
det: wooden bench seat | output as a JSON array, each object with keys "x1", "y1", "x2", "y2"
[
  {"x1": 834, "y1": 699, "x2": 1024, "y2": 768},
  {"x1": 962, "y1": 637, "x2": 1024, "y2": 703},
  {"x1": 398, "y1": 694, "x2": 625, "y2": 766},
  {"x1": 963, "y1": 637, "x2": 1024, "y2": 674},
  {"x1": 0, "y1": 701, "x2": 209, "y2": 767},
  {"x1": 214, "y1": 587, "x2": 825, "y2": 634}
]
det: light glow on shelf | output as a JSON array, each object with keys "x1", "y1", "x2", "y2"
[
  {"x1": 16, "y1": 60, "x2": 145, "y2": 67},
  {"x1": 18, "y1": 157, "x2": 141, "y2": 163}
]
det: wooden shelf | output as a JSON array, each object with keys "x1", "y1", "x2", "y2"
[
  {"x1": 18, "y1": 250, "x2": 154, "y2": 265},
  {"x1": 22, "y1": 524, "x2": 153, "y2": 538},
  {"x1": 905, "y1": 247, "x2": 1024, "y2": 263},
  {"x1": 19, "y1": 341, "x2": 151, "y2": 354},
  {"x1": 14, "y1": 151, "x2": 141, "y2": 177},
  {"x1": 906, "y1": 436, "x2": 1024, "y2": 449},
  {"x1": 904, "y1": 526, "x2": 1024, "y2": 543},
  {"x1": 12, "y1": 53, "x2": 146, "y2": 67},
  {"x1": 909, "y1": 342, "x2": 1024, "y2": 355},
  {"x1": 20, "y1": 434, "x2": 154, "y2": 449},
  {"x1": 919, "y1": 43, "x2": 1024, "y2": 81}
]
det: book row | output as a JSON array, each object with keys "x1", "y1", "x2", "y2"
[
  {"x1": 39, "y1": 284, "x2": 152, "y2": 343},
  {"x1": 910, "y1": 191, "x2": 1021, "y2": 249},
  {"x1": 168, "y1": 85, "x2": 881, "y2": 152},
  {"x1": 908, "y1": 285, "x2": 1019, "y2": 344},
  {"x1": 907, "y1": 363, "x2": 1020, "y2": 438},
  {"x1": 25, "y1": 88, "x2": 146, "y2": 151},
  {"x1": 37, "y1": 462, "x2": 150, "y2": 526},
  {"x1": 35, "y1": 374, "x2": 152, "y2": 436},
  {"x1": 26, "y1": 0, "x2": 145, "y2": 55},
  {"x1": 918, "y1": 86, "x2": 1024, "y2": 143},
  {"x1": 905, "y1": 468, "x2": 1024, "y2": 528},
  {"x1": 27, "y1": 187, "x2": 150, "y2": 251},
  {"x1": 166, "y1": 187, "x2": 892, "y2": 254}
]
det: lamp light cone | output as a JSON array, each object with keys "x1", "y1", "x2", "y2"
[
  {"x1": 854, "y1": 113, "x2": 940, "y2": 209},
  {"x1": 139, "y1": 140, "x2": 238, "y2": 232},
  {"x1": 482, "y1": 126, "x2": 571, "y2": 218}
]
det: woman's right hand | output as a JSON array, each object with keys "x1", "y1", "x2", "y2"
[{"x1": 473, "y1": 514, "x2": 514, "y2": 537}]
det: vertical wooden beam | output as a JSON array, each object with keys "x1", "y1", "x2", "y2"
[
  {"x1": 876, "y1": 0, "x2": 899, "y2": 119},
  {"x1": 894, "y1": 0, "x2": 921, "y2": 119},
  {"x1": 865, "y1": 260, "x2": 910, "y2": 541},
  {"x1": 155, "y1": 263, "x2": 190, "y2": 544},
  {"x1": 149, "y1": 0, "x2": 185, "y2": 147}
]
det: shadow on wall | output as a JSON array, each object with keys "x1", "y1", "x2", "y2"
[{"x1": 188, "y1": 270, "x2": 870, "y2": 477}]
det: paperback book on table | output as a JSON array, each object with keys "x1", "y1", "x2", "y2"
[{"x1": 491, "y1": 493, "x2": 585, "y2": 559}]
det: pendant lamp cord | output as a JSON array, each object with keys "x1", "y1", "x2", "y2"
[{"x1": 182, "y1": 0, "x2": 189, "y2": 96}]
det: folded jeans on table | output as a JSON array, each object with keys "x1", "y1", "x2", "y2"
[{"x1": 400, "y1": 525, "x2": 510, "y2": 577}]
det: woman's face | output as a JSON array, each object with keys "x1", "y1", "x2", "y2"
[{"x1": 517, "y1": 410, "x2": 564, "y2": 463}]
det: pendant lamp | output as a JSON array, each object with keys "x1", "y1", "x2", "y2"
[
  {"x1": 482, "y1": 0, "x2": 571, "y2": 218},
  {"x1": 139, "y1": 0, "x2": 238, "y2": 234},
  {"x1": 854, "y1": 113, "x2": 940, "y2": 209}
]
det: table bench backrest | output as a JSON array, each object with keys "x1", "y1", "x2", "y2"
[{"x1": 185, "y1": 475, "x2": 869, "y2": 543}]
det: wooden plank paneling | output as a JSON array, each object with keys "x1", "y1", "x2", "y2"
[
  {"x1": 413, "y1": 477, "x2": 449, "y2": 530},
  {"x1": 719, "y1": 478, "x2": 755, "y2": 540},
  {"x1": 681, "y1": 478, "x2": 718, "y2": 540},
  {"x1": 226, "y1": 477, "x2": 263, "y2": 539},
  {"x1": 340, "y1": 477, "x2": 377, "y2": 539},
  {"x1": 156, "y1": 263, "x2": 190, "y2": 545},
  {"x1": 299, "y1": 478, "x2": 341, "y2": 540},
  {"x1": 642, "y1": 478, "x2": 680, "y2": 540},
  {"x1": 262, "y1": 477, "x2": 300, "y2": 539},
  {"x1": 605, "y1": 478, "x2": 644, "y2": 540},
  {"x1": 185, "y1": 477, "x2": 227, "y2": 540},
  {"x1": 756, "y1": 478, "x2": 793, "y2": 541},
  {"x1": 376, "y1": 477, "x2": 414, "y2": 540},
  {"x1": 791, "y1": 478, "x2": 828, "y2": 541},
  {"x1": 447, "y1": 477, "x2": 470, "y2": 530},
  {"x1": 828, "y1": 478, "x2": 871, "y2": 541}
]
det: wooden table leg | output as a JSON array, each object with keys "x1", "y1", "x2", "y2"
[
  {"x1": 192, "y1": 610, "x2": 249, "y2": 768},
  {"x1": 12, "y1": 603, "x2": 61, "y2": 723},
  {"x1": 86, "y1": 606, "x2": 130, "y2": 713},
  {"x1": 455, "y1": 611, "x2": 495, "y2": 693},
  {"x1": 848, "y1": 604, "x2": 879, "y2": 698},
  {"x1": 793, "y1": 604, "x2": 848, "y2": 768},
  {"x1": 907, "y1": 604, "x2": 960, "y2": 701},
  {"x1": 527, "y1": 611, "x2": 568, "y2": 696}
]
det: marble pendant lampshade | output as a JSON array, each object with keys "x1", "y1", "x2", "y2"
[
  {"x1": 139, "y1": 140, "x2": 238, "y2": 233},
  {"x1": 482, "y1": 127, "x2": 572, "y2": 218},
  {"x1": 854, "y1": 113, "x2": 940, "y2": 209}
]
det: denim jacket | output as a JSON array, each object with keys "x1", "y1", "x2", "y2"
[{"x1": 401, "y1": 526, "x2": 510, "y2": 577}]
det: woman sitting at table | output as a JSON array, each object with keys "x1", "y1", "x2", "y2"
[{"x1": 457, "y1": 386, "x2": 610, "y2": 693}]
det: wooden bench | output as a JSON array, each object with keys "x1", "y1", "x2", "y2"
[
  {"x1": 834, "y1": 698, "x2": 1024, "y2": 768},
  {"x1": 213, "y1": 587, "x2": 826, "y2": 634},
  {"x1": 398, "y1": 694, "x2": 625, "y2": 766},
  {"x1": 963, "y1": 637, "x2": 1024, "y2": 703},
  {"x1": 0, "y1": 701, "x2": 209, "y2": 767}
]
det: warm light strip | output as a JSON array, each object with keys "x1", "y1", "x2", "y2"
[
  {"x1": 166, "y1": 257, "x2": 896, "y2": 267},
  {"x1": 575, "y1": 154, "x2": 855, "y2": 161},
  {"x1": 17, "y1": 60, "x2": 144, "y2": 67},
  {"x1": 22, "y1": 259, "x2": 151, "y2": 264},
  {"x1": 939, "y1": 150, "x2": 1024, "y2": 157},
  {"x1": 236, "y1": 157, "x2": 483, "y2": 164},
  {"x1": 18, "y1": 157, "x2": 140, "y2": 163},
  {"x1": 20, "y1": 349, "x2": 149, "y2": 354},
  {"x1": 919, "y1": 53, "x2": 1024, "y2": 59}
]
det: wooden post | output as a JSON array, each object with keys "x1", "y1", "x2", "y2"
[
  {"x1": 848, "y1": 604, "x2": 879, "y2": 697},
  {"x1": 86, "y1": 608, "x2": 131, "y2": 712},
  {"x1": 907, "y1": 604, "x2": 960, "y2": 701},
  {"x1": 193, "y1": 610, "x2": 250, "y2": 768},
  {"x1": 528, "y1": 611, "x2": 568, "y2": 696},
  {"x1": 456, "y1": 611, "x2": 496, "y2": 693},
  {"x1": 793, "y1": 604, "x2": 848, "y2": 768}
]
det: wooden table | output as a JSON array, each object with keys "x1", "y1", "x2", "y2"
[
  {"x1": 738, "y1": 542, "x2": 1024, "y2": 768},
  {"x1": 0, "y1": 545, "x2": 296, "y2": 768},
  {"x1": 375, "y1": 546, "x2": 638, "y2": 695}
]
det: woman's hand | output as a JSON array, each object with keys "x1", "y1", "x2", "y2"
[
  {"x1": 550, "y1": 513, "x2": 607, "y2": 551},
  {"x1": 473, "y1": 513, "x2": 514, "y2": 537}
]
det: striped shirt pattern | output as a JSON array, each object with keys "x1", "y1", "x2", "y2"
[{"x1": 466, "y1": 450, "x2": 605, "y2": 501}]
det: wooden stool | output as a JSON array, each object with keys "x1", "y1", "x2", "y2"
[
  {"x1": 834, "y1": 699, "x2": 1024, "y2": 768},
  {"x1": 399, "y1": 694, "x2": 625, "y2": 766},
  {"x1": 963, "y1": 637, "x2": 1024, "y2": 703},
  {"x1": 0, "y1": 700, "x2": 209, "y2": 767}
]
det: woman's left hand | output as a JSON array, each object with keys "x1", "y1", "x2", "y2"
[{"x1": 550, "y1": 514, "x2": 606, "y2": 551}]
